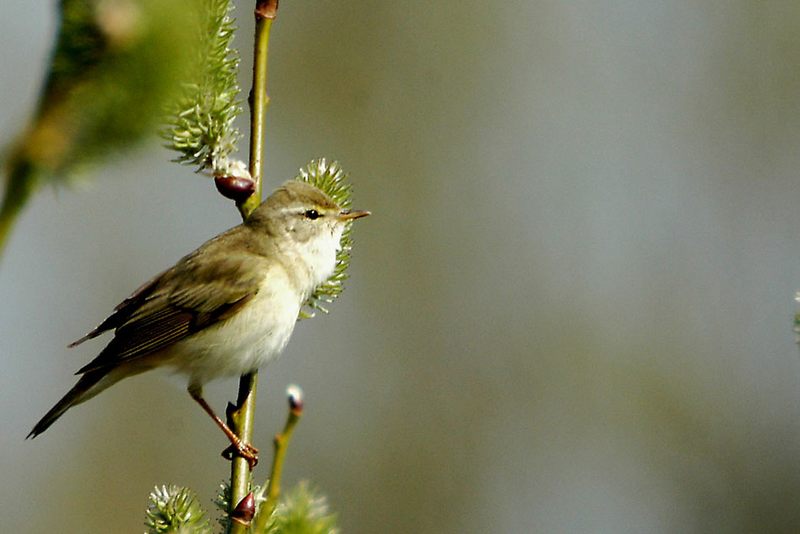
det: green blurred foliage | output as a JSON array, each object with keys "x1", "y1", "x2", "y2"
[
  {"x1": 10, "y1": 0, "x2": 197, "y2": 177},
  {"x1": 260, "y1": 482, "x2": 338, "y2": 534},
  {"x1": 1, "y1": 0, "x2": 198, "y2": 252}
]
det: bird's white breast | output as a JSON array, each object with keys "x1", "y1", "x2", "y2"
[{"x1": 168, "y1": 266, "x2": 302, "y2": 385}]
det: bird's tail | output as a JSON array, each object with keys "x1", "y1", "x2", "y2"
[{"x1": 27, "y1": 367, "x2": 124, "y2": 439}]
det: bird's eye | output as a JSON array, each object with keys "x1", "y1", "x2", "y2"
[{"x1": 304, "y1": 209, "x2": 320, "y2": 220}]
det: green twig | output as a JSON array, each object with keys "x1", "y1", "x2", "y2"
[
  {"x1": 228, "y1": 1, "x2": 277, "y2": 532},
  {"x1": 0, "y1": 155, "x2": 38, "y2": 260},
  {"x1": 227, "y1": 374, "x2": 258, "y2": 534},
  {"x1": 237, "y1": 0, "x2": 276, "y2": 220},
  {"x1": 253, "y1": 385, "x2": 304, "y2": 532}
]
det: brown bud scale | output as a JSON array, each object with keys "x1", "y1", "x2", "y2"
[
  {"x1": 215, "y1": 175, "x2": 256, "y2": 202},
  {"x1": 231, "y1": 491, "x2": 256, "y2": 525}
]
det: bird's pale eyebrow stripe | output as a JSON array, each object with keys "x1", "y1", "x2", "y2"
[{"x1": 279, "y1": 206, "x2": 320, "y2": 216}]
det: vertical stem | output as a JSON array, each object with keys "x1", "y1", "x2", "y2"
[
  {"x1": 253, "y1": 388, "x2": 303, "y2": 532},
  {"x1": 0, "y1": 156, "x2": 38, "y2": 260},
  {"x1": 228, "y1": 374, "x2": 258, "y2": 533},
  {"x1": 237, "y1": 0, "x2": 276, "y2": 221},
  {"x1": 228, "y1": 1, "x2": 278, "y2": 532}
]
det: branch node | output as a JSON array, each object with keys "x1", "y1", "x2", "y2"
[{"x1": 255, "y1": 0, "x2": 279, "y2": 20}]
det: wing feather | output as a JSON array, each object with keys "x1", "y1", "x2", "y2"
[
  {"x1": 75, "y1": 246, "x2": 265, "y2": 374},
  {"x1": 68, "y1": 270, "x2": 165, "y2": 347}
]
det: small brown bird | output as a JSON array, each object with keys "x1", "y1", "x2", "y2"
[{"x1": 28, "y1": 180, "x2": 369, "y2": 466}]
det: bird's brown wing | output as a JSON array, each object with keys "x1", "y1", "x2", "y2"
[
  {"x1": 75, "y1": 250, "x2": 265, "y2": 374},
  {"x1": 68, "y1": 269, "x2": 167, "y2": 347}
]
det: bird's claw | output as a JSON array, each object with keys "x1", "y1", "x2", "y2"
[{"x1": 222, "y1": 441, "x2": 259, "y2": 470}]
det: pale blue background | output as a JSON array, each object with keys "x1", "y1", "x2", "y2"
[{"x1": 3, "y1": 2, "x2": 800, "y2": 533}]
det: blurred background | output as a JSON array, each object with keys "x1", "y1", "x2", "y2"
[{"x1": 3, "y1": 1, "x2": 800, "y2": 532}]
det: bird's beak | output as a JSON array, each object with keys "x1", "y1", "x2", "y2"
[{"x1": 338, "y1": 209, "x2": 371, "y2": 221}]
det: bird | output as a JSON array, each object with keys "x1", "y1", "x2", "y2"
[{"x1": 27, "y1": 179, "x2": 370, "y2": 467}]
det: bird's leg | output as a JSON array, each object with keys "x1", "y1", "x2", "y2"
[{"x1": 188, "y1": 385, "x2": 259, "y2": 469}]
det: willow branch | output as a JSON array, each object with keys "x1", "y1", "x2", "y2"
[
  {"x1": 228, "y1": 1, "x2": 278, "y2": 532},
  {"x1": 237, "y1": 0, "x2": 276, "y2": 220},
  {"x1": 0, "y1": 158, "x2": 37, "y2": 259},
  {"x1": 253, "y1": 385, "x2": 304, "y2": 532}
]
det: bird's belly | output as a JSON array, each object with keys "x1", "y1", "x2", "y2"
[{"x1": 167, "y1": 277, "x2": 301, "y2": 385}]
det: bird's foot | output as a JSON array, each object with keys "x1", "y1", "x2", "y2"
[{"x1": 222, "y1": 440, "x2": 259, "y2": 470}]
